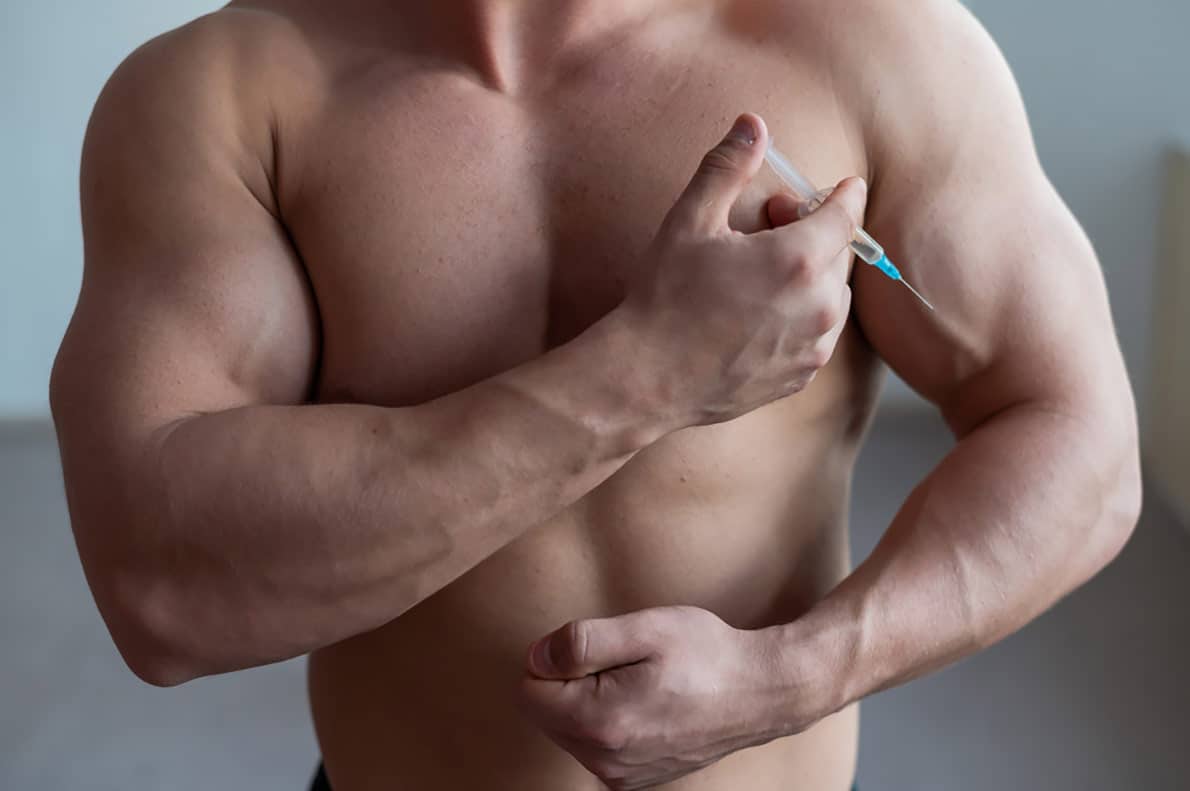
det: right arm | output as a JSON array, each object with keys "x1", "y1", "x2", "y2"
[
  {"x1": 54, "y1": 34, "x2": 664, "y2": 687},
  {"x1": 53, "y1": 31, "x2": 862, "y2": 686}
]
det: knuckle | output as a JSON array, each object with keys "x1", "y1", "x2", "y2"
[
  {"x1": 840, "y1": 178, "x2": 869, "y2": 212},
  {"x1": 788, "y1": 377, "x2": 809, "y2": 395},
  {"x1": 811, "y1": 303, "x2": 839, "y2": 335},
  {"x1": 699, "y1": 143, "x2": 744, "y2": 175},
  {"x1": 788, "y1": 369, "x2": 819, "y2": 393},
  {"x1": 779, "y1": 249, "x2": 812, "y2": 283},
  {"x1": 588, "y1": 711, "x2": 631, "y2": 751},
  {"x1": 807, "y1": 338, "x2": 837, "y2": 369},
  {"x1": 559, "y1": 620, "x2": 589, "y2": 669}
]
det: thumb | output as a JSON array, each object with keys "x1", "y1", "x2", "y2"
[
  {"x1": 666, "y1": 113, "x2": 768, "y2": 235},
  {"x1": 527, "y1": 615, "x2": 652, "y2": 680}
]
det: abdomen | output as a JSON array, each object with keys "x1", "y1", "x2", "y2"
[{"x1": 308, "y1": 392, "x2": 868, "y2": 790}]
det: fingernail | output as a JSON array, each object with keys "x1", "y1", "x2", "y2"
[
  {"x1": 855, "y1": 177, "x2": 868, "y2": 196},
  {"x1": 726, "y1": 116, "x2": 757, "y2": 145}
]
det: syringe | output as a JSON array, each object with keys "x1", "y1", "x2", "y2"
[{"x1": 764, "y1": 143, "x2": 934, "y2": 311}]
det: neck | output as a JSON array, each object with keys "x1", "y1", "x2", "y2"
[{"x1": 391, "y1": 0, "x2": 673, "y2": 93}]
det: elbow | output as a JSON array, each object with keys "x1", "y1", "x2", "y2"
[
  {"x1": 1102, "y1": 451, "x2": 1143, "y2": 561},
  {"x1": 96, "y1": 570, "x2": 214, "y2": 688},
  {"x1": 1081, "y1": 436, "x2": 1143, "y2": 581},
  {"x1": 124, "y1": 650, "x2": 201, "y2": 689}
]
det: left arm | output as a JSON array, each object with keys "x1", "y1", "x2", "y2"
[{"x1": 760, "y1": 0, "x2": 1141, "y2": 726}]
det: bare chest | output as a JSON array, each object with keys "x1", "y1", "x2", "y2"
[{"x1": 277, "y1": 35, "x2": 869, "y2": 409}]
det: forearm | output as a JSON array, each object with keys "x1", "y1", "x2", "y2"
[
  {"x1": 760, "y1": 401, "x2": 1141, "y2": 728},
  {"x1": 97, "y1": 308, "x2": 671, "y2": 683}
]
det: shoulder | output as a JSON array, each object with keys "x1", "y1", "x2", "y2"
[
  {"x1": 95, "y1": 7, "x2": 309, "y2": 117},
  {"x1": 746, "y1": 0, "x2": 999, "y2": 65},
  {"x1": 758, "y1": 0, "x2": 1030, "y2": 193},
  {"x1": 738, "y1": 0, "x2": 1017, "y2": 139},
  {"x1": 828, "y1": 1, "x2": 1023, "y2": 163},
  {"x1": 82, "y1": 7, "x2": 315, "y2": 214}
]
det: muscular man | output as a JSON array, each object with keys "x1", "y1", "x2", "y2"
[{"x1": 51, "y1": 1, "x2": 1141, "y2": 789}]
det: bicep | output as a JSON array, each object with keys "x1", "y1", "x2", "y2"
[
  {"x1": 52, "y1": 45, "x2": 318, "y2": 500},
  {"x1": 850, "y1": 3, "x2": 1127, "y2": 436}
]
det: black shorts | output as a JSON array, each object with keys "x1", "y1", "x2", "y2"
[{"x1": 308, "y1": 762, "x2": 860, "y2": 790}]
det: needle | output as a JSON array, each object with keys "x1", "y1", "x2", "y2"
[
  {"x1": 898, "y1": 278, "x2": 935, "y2": 311},
  {"x1": 765, "y1": 143, "x2": 936, "y2": 312}
]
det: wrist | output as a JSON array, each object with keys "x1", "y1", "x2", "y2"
[
  {"x1": 518, "y1": 304, "x2": 682, "y2": 461},
  {"x1": 746, "y1": 610, "x2": 857, "y2": 736},
  {"x1": 593, "y1": 303, "x2": 694, "y2": 443}
]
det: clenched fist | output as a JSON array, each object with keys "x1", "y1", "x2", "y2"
[{"x1": 517, "y1": 606, "x2": 795, "y2": 790}]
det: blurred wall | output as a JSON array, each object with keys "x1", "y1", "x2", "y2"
[
  {"x1": 0, "y1": 1, "x2": 222, "y2": 420},
  {"x1": 2, "y1": 1, "x2": 1188, "y2": 418},
  {"x1": 1148, "y1": 148, "x2": 1190, "y2": 524}
]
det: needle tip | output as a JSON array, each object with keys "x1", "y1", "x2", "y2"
[{"x1": 900, "y1": 279, "x2": 935, "y2": 311}]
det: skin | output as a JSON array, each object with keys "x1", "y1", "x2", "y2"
[{"x1": 51, "y1": 0, "x2": 1141, "y2": 789}]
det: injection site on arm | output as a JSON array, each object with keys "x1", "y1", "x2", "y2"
[{"x1": 765, "y1": 142, "x2": 934, "y2": 311}]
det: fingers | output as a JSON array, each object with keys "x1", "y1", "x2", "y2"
[
  {"x1": 666, "y1": 113, "x2": 769, "y2": 235},
  {"x1": 765, "y1": 176, "x2": 868, "y2": 267},
  {"x1": 518, "y1": 673, "x2": 629, "y2": 756},
  {"x1": 765, "y1": 191, "x2": 801, "y2": 229},
  {"x1": 813, "y1": 283, "x2": 852, "y2": 363},
  {"x1": 518, "y1": 658, "x2": 649, "y2": 750},
  {"x1": 755, "y1": 177, "x2": 863, "y2": 356},
  {"x1": 527, "y1": 612, "x2": 654, "y2": 681}
]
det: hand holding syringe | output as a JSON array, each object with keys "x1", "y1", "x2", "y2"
[{"x1": 764, "y1": 143, "x2": 934, "y2": 311}]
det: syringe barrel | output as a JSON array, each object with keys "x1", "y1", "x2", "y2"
[
  {"x1": 763, "y1": 145, "x2": 818, "y2": 200},
  {"x1": 766, "y1": 145, "x2": 887, "y2": 269},
  {"x1": 849, "y1": 228, "x2": 885, "y2": 266}
]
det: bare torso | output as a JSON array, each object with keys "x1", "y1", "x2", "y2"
[
  {"x1": 53, "y1": 0, "x2": 1141, "y2": 787},
  {"x1": 205, "y1": 2, "x2": 882, "y2": 787}
]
